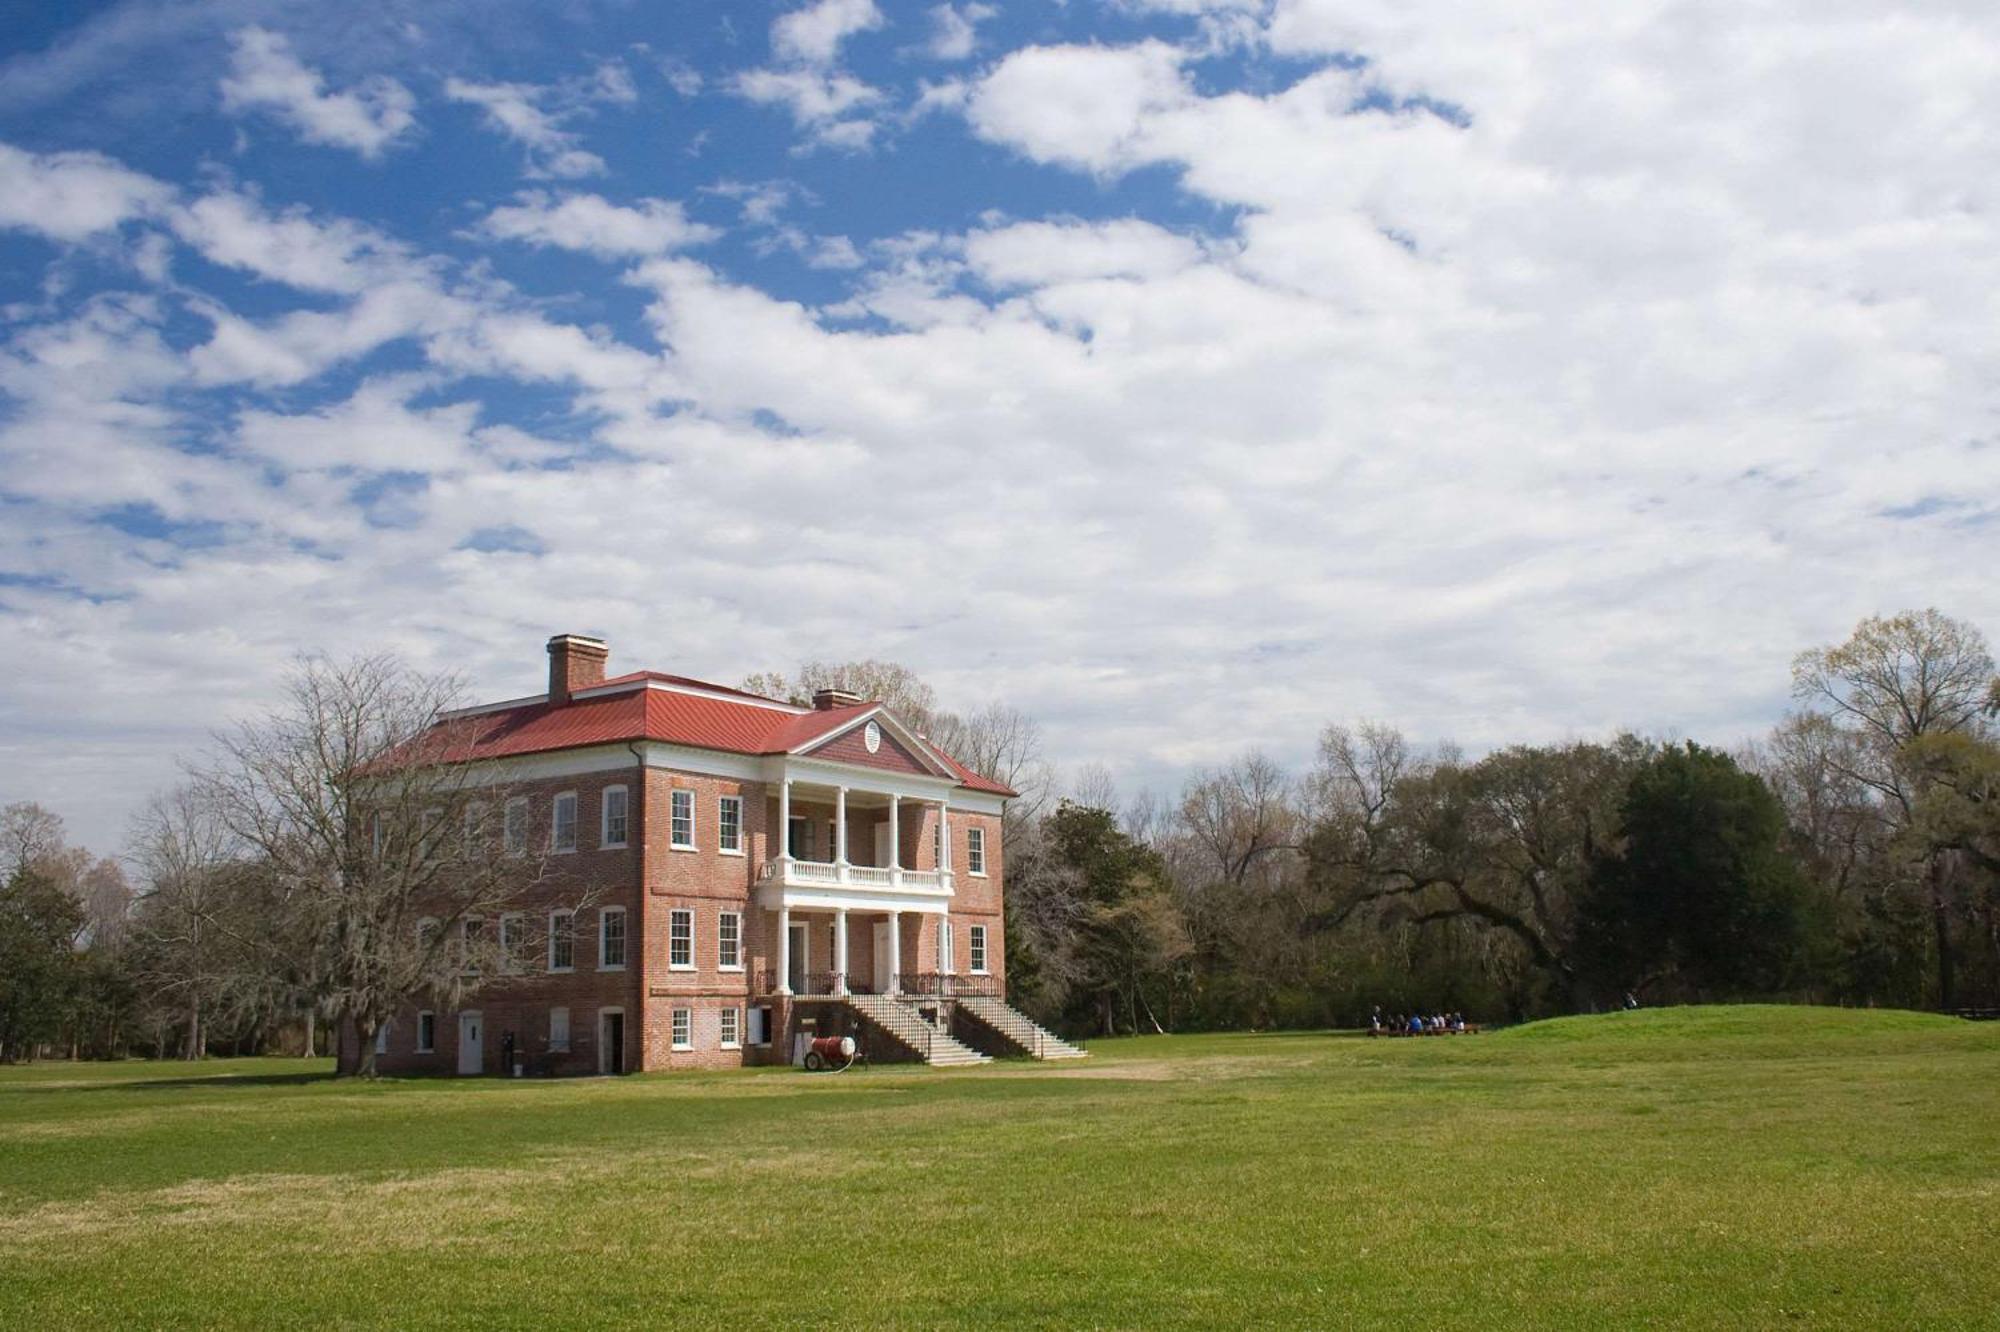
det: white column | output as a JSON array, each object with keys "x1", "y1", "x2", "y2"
[
  {"x1": 834, "y1": 908, "x2": 849, "y2": 995},
  {"x1": 777, "y1": 778, "x2": 791, "y2": 867},
  {"x1": 887, "y1": 910, "x2": 903, "y2": 995},
  {"x1": 835, "y1": 786, "x2": 848, "y2": 878},
  {"x1": 887, "y1": 796, "x2": 900, "y2": 882},
  {"x1": 776, "y1": 905, "x2": 792, "y2": 996}
]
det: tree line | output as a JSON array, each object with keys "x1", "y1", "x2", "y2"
[{"x1": 3, "y1": 609, "x2": 1994, "y2": 1064}]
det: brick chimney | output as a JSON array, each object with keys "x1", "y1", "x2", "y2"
[
  {"x1": 547, "y1": 634, "x2": 609, "y2": 706},
  {"x1": 813, "y1": 687, "x2": 863, "y2": 710}
]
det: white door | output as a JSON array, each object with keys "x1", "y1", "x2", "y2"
[
  {"x1": 872, "y1": 922, "x2": 892, "y2": 993},
  {"x1": 457, "y1": 1012, "x2": 482, "y2": 1076},
  {"x1": 874, "y1": 822, "x2": 893, "y2": 868}
]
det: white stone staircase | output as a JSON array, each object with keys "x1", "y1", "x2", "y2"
[
  {"x1": 845, "y1": 994, "x2": 990, "y2": 1067},
  {"x1": 957, "y1": 996, "x2": 1087, "y2": 1060}
]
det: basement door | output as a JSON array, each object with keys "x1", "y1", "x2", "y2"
[{"x1": 457, "y1": 1012, "x2": 482, "y2": 1075}]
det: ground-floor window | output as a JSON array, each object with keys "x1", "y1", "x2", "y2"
[
  {"x1": 720, "y1": 1006, "x2": 741, "y2": 1049},
  {"x1": 417, "y1": 1011, "x2": 436, "y2": 1053},
  {"x1": 969, "y1": 924, "x2": 988, "y2": 974},
  {"x1": 549, "y1": 1006, "x2": 570, "y2": 1052},
  {"x1": 374, "y1": 1022, "x2": 390, "y2": 1055},
  {"x1": 672, "y1": 1007, "x2": 692, "y2": 1050}
]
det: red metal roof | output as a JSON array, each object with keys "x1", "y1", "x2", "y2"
[{"x1": 447, "y1": 680, "x2": 1016, "y2": 796}]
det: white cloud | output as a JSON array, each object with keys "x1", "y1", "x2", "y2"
[
  {"x1": 733, "y1": 68, "x2": 884, "y2": 150},
  {"x1": 966, "y1": 42, "x2": 1191, "y2": 171},
  {"x1": 219, "y1": 28, "x2": 416, "y2": 160},
  {"x1": 0, "y1": 142, "x2": 169, "y2": 242},
  {"x1": 772, "y1": 0, "x2": 884, "y2": 66},
  {"x1": 477, "y1": 192, "x2": 721, "y2": 259},
  {"x1": 966, "y1": 218, "x2": 1203, "y2": 287},
  {"x1": 925, "y1": 4, "x2": 994, "y2": 61},
  {"x1": 445, "y1": 78, "x2": 606, "y2": 179}
]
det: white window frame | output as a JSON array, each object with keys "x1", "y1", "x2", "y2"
[
  {"x1": 503, "y1": 797, "x2": 528, "y2": 856},
  {"x1": 719, "y1": 1006, "x2": 741, "y2": 1049},
  {"x1": 601, "y1": 785, "x2": 629, "y2": 849},
  {"x1": 500, "y1": 913, "x2": 526, "y2": 973},
  {"x1": 462, "y1": 802, "x2": 485, "y2": 858},
  {"x1": 669, "y1": 908, "x2": 694, "y2": 970},
  {"x1": 599, "y1": 906, "x2": 627, "y2": 971},
  {"x1": 969, "y1": 924, "x2": 988, "y2": 975},
  {"x1": 549, "y1": 1005, "x2": 570, "y2": 1053},
  {"x1": 671, "y1": 1007, "x2": 692, "y2": 1051},
  {"x1": 967, "y1": 826, "x2": 986, "y2": 876},
  {"x1": 461, "y1": 917, "x2": 485, "y2": 974},
  {"x1": 551, "y1": 791, "x2": 578, "y2": 854},
  {"x1": 416, "y1": 1010, "x2": 436, "y2": 1053},
  {"x1": 718, "y1": 795, "x2": 744, "y2": 855},
  {"x1": 670, "y1": 788, "x2": 695, "y2": 850},
  {"x1": 717, "y1": 911, "x2": 743, "y2": 971},
  {"x1": 549, "y1": 909, "x2": 575, "y2": 973}
]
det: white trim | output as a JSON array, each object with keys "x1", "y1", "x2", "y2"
[
  {"x1": 719, "y1": 1005, "x2": 742, "y2": 1050},
  {"x1": 440, "y1": 691, "x2": 551, "y2": 720},
  {"x1": 969, "y1": 924, "x2": 988, "y2": 975},
  {"x1": 717, "y1": 910, "x2": 743, "y2": 971},
  {"x1": 600, "y1": 784, "x2": 629, "y2": 849},
  {"x1": 668, "y1": 907, "x2": 694, "y2": 970},
  {"x1": 416, "y1": 1010, "x2": 436, "y2": 1053},
  {"x1": 718, "y1": 794, "x2": 744, "y2": 855},
  {"x1": 756, "y1": 882, "x2": 950, "y2": 915},
  {"x1": 599, "y1": 905, "x2": 627, "y2": 971},
  {"x1": 670, "y1": 1006, "x2": 693, "y2": 1051},
  {"x1": 669, "y1": 788, "x2": 696, "y2": 850},
  {"x1": 967, "y1": 826, "x2": 987, "y2": 877},
  {"x1": 548, "y1": 909, "x2": 575, "y2": 973},
  {"x1": 550, "y1": 790, "x2": 578, "y2": 854}
]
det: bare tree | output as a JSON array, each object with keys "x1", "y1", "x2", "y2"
[
  {"x1": 191, "y1": 653, "x2": 557, "y2": 1076},
  {"x1": 742, "y1": 660, "x2": 940, "y2": 730},
  {"x1": 127, "y1": 786, "x2": 238, "y2": 1060}
]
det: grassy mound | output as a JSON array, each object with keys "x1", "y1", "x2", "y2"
[{"x1": 1499, "y1": 1002, "x2": 1960, "y2": 1044}]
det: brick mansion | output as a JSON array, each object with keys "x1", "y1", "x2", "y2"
[{"x1": 341, "y1": 635, "x2": 1079, "y2": 1075}]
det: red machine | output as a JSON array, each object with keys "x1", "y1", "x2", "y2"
[{"x1": 802, "y1": 1035, "x2": 856, "y2": 1072}]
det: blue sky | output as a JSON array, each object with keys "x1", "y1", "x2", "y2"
[{"x1": 3, "y1": 0, "x2": 1997, "y2": 852}]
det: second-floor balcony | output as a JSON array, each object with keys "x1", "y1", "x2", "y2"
[{"x1": 757, "y1": 856, "x2": 951, "y2": 894}]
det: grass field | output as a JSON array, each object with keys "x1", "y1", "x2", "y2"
[{"x1": 1, "y1": 1006, "x2": 1996, "y2": 1329}]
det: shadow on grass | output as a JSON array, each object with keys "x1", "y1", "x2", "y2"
[{"x1": 0, "y1": 1069, "x2": 341, "y2": 1095}]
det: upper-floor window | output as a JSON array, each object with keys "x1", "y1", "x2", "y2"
[
  {"x1": 549, "y1": 910, "x2": 575, "y2": 972},
  {"x1": 932, "y1": 818, "x2": 941, "y2": 866},
  {"x1": 461, "y1": 917, "x2": 486, "y2": 973},
  {"x1": 464, "y1": 803, "x2": 486, "y2": 858},
  {"x1": 669, "y1": 908, "x2": 694, "y2": 969},
  {"x1": 969, "y1": 924, "x2": 988, "y2": 974},
  {"x1": 670, "y1": 789, "x2": 695, "y2": 849},
  {"x1": 967, "y1": 827, "x2": 986, "y2": 876},
  {"x1": 600, "y1": 906, "x2": 627, "y2": 970},
  {"x1": 602, "y1": 786, "x2": 629, "y2": 849},
  {"x1": 718, "y1": 911, "x2": 742, "y2": 970},
  {"x1": 551, "y1": 792, "x2": 578, "y2": 853},
  {"x1": 500, "y1": 913, "x2": 526, "y2": 973},
  {"x1": 503, "y1": 798, "x2": 528, "y2": 856},
  {"x1": 718, "y1": 796, "x2": 743, "y2": 854}
]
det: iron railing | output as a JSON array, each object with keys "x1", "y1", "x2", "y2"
[{"x1": 898, "y1": 971, "x2": 1002, "y2": 999}]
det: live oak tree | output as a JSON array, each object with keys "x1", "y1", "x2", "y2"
[{"x1": 192, "y1": 654, "x2": 560, "y2": 1077}]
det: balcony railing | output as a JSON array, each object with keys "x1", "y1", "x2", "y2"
[
  {"x1": 897, "y1": 971, "x2": 1001, "y2": 999},
  {"x1": 757, "y1": 857, "x2": 951, "y2": 893},
  {"x1": 753, "y1": 968, "x2": 849, "y2": 997}
]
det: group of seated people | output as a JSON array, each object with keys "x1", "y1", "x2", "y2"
[{"x1": 1368, "y1": 1008, "x2": 1471, "y2": 1036}]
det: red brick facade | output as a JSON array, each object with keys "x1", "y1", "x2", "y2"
[{"x1": 347, "y1": 691, "x2": 1009, "y2": 1077}]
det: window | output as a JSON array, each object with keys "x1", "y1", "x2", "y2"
[
  {"x1": 416, "y1": 917, "x2": 440, "y2": 954},
  {"x1": 718, "y1": 795, "x2": 743, "y2": 854},
  {"x1": 787, "y1": 816, "x2": 810, "y2": 859},
  {"x1": 938, "y1": 919, "x2": 954, "y2": 974},
  {"x1": 504, "y1": 798, "x2": 528, "y2": 856},
  {"x1": 549, "y1": 910, "x2": 575, "y2": 972},
  {"x1": 500, "y1": 914, "x2": 526, "y2": 972},
  {"x1": 374, "y1": 1021, "x2": 390, "y2": 1055},
  {"x1": 600, "y1": 906, "x2": 627, "y2": 970},
  {"x1": 417, "y1": 1011, "x2": 436, "y2": 1053},
  {"x1": 717, "y1": 912, "x2": 742, "y2": 970},
  {"x1": 464, "y1": 803, "x2": 486, "y2": 858},
  {"x1": 552, "y1": 792, "x2": 578, "y2": 853},
  {"x1": 969, "y1": 924, "x2": 988, "y2": 974},
  {"x1": 419, "y1": 808, "x2": 444, "y2": 862},
  {"x1": 669, "y1": 908, "x2": 693, "y2": 969},
  {"x1": 601, "y1": 786, "x2": 629, "y2": 848},
  {"x1": 671, "y1": 1007, "x2": 692, "y2": 1050},
  {"x1": 670, "y1": 789, "x2": 695, "y2": 848},
  {"x1": 932, "y1": 818, "x2": 941, "y2": 867},
  {"x1": 967, "y1": 827, "x2": 986, "y2": 876},
  {"x1": 461, "y1": 918, "x2": 486, "y2": 973},
  {"x1": 827, "y1": 819, "x2": 839, "y2": 863},
  {"x1": 720, "y1": 1006, "x2": 741, "y2": 1049},
  {"x1": 549, "y1": 1006, "x2": 570, "y2": 1053}
]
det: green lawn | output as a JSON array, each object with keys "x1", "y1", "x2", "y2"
[{"x1": 1, "y1": 1007, "x2": 1996, "y2": 1329}]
